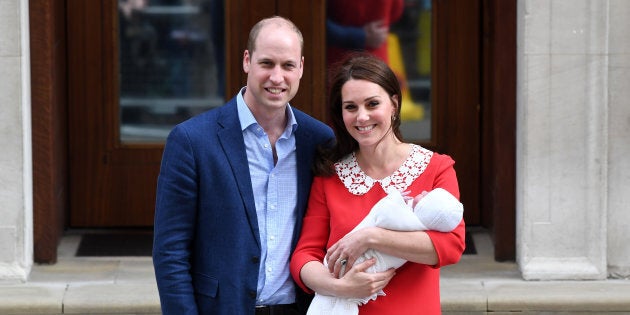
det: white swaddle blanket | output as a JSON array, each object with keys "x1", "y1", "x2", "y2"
[{"x1": 306, "y1": 187, "x2": 463, "y2": 315}]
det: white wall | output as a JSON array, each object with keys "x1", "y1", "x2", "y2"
[
  {"x1": 518, "y1": 0, "x2": 630, "y2": 280},
  {"x1": 0, "y1": 0, "x2": 32, "y2": 282}
]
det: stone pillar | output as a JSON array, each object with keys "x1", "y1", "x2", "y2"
[
  {"x1": 0, "y1": 0, "x2": 32, "y2": 282},
  {"x1": 517, "y1": 0, "x2": 609, "y2": 280},
  {"x1": 607, "y1": 0, "x2": 630, "y2": 279}
]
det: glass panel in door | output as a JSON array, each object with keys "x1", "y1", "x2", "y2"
[
  {"x1": 118, "y1": 0, "x2": 225, "y2": 143},
  {"x1": 326, "y1": 0, "x2": 432, "y2": 141}
]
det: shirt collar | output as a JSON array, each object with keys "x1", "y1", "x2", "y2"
[{"x1": 236, "y1": 87, "x2": 298, "y2": 135}]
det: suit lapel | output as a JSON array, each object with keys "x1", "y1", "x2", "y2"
[
  {"x1": 216, "y1": 101, "x2": 261, "y2": 249},
  {"x1": 293, "y1": 115, "x2": 315, "y2": 248},
  {"x1": 295, "y1": 132, "x2": 311, "y2": 216}
]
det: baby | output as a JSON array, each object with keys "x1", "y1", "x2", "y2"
[{"x1": 307, "y1": 187, "x2": 464, "y2": 315}]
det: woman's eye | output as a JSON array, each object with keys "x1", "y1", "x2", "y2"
[{"x1": 368, "y1": 101, "x2": 380, "y2": 107}]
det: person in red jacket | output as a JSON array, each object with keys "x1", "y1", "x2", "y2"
[
  {"x1": 290, "y1": 54, "x2": 466, "y2": 315},
  {"x1": 326, "y1": 0, "x2": 426, "y2": 122},
  {"x1": 326, "y1": 0, "x2": 404, "y2": 66}
]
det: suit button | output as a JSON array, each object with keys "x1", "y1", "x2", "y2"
[
  {"x1": 249, "y1": 290, "x2": 257, "y2": 298},
  {"x1": 252, "y1": 256, "x2": 260, "y2": 263}
]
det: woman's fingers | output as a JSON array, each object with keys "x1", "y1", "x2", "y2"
[
  {"x1": 338, "y1": 257, "x2": 376, "y2": 279},
  {"x1": 342, "y1": 259, "x2": 396, "y2": 297},
  {"x1": 326, "y1": 251, "x2": 341, "y2": 274},
  {"x1": 331, "y1": 255, "x2": 348, "y2": 278}
]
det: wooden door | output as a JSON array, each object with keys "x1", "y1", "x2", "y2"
[
  {"x1": 67, "y1": 1, "x2": 164, "y2": 226},
  {"x1": 66, "y1": 0, "x2": 326, "y2": 227},
  {"x1": 66, "y1": 0, "x2": 479, "y2": 227},
  {"x1": 363, "y1": 0, "x2": 481, "y2": 224},
  {"x1": 432, "y1": 0, "x2": 481, "y2": 224}
]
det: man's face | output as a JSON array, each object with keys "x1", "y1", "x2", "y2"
[{"x1": 242, "y1": 23, "x2": 304, "y2": 113}]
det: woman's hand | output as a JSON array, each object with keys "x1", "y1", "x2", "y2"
[
  {"x1": 335, "y1": 258, "x2": 396, "y2": 298},
  {"x1": 325, "y1": 227, "x2": 378, "y2": 277},
  {"x1": 300, "y1": 257, "x2": 395, "y2": 299}
]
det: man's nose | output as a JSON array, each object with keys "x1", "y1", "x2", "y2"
[{"x1": 269, "y1": 66, "x2": 283, "y2": 83}]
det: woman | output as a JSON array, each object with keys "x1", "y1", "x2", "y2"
[{"x1": 289, "y1": 54, "x2": 466, "y2": 314}]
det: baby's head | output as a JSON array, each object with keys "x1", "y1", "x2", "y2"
[{"x1": 413, "y1": 188, "x2": 463, "y2": 232}]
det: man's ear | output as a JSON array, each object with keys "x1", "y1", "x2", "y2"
[
  {"x1": 298, "y1": 56, "x2": 304, "y2": 79},
  {"x1": 243, "y1": 50, "x2": 251, "y2": 73}
]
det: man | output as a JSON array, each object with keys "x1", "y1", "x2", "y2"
[{"x1": 153, "y1": 16, "x2": 334, "y2": 315}]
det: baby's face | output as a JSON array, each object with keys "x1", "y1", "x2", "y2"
[{"x1": 412, "y1": 191, "x2": 429, "y2": 208}]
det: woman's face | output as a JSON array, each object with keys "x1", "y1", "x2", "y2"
[{"x1": 341, "y1": 79, "x2": 397, "y2": 149}]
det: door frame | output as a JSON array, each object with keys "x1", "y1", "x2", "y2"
[
  {"x1": 30, "y1": 0, "x2": 515, "y2": 263},
  {"x1": 480, "y1": 0, "x2": 516, "y2": 261},
  {"x1": 30, "y1": 0, "x2": 68, "y2": 263}
]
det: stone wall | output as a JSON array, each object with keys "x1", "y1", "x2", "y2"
[
  {"x1": 607, "y1": 0, "x2": 630, "y2": 279},
  {"x1": 0, "y1": 0, "x2": 32, "y2": 282},
  {"x1": 517, "y1": 0, "x2": 630, "y2": 280}
]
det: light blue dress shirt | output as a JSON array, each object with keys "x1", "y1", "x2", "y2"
[{"x1": 237, "y1": 88, "x2": 298, "y2": 305}]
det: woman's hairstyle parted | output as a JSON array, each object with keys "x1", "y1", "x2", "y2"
[{"x1": 314, "y1": 53, "x2": 404, "y2": 176}]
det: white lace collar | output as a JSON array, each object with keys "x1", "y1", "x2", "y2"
[{"x1": 334, "y1": 144, "x2": 433, "y2": 195}]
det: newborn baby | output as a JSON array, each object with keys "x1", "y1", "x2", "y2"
[{"x1": 307, "y1": 187, "x2": 464, "y2": 315}]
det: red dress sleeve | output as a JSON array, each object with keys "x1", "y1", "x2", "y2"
[
  {"x1": 290, "y1": 176, "x2": 330, "y2": 293},
  {"x1": 422, "y1": 153, "x2": 466, "y2": 267}
]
